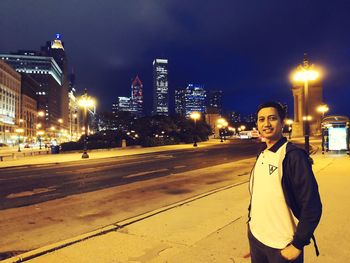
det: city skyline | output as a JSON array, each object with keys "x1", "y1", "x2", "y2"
[{"x1": 1, "y1": 1, "x2": 350, "y2": 117}]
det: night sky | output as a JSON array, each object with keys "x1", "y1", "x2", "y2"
[{"x1": 1, "y1": 0, "x2": 350, "y2": 117}]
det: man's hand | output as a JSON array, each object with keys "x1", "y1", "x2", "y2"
[{"x1": 280, "y1": 244, "x2": 301, "y2": 260}]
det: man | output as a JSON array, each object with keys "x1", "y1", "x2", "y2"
[{"x1": 248, "y1": 102, "x2": 322, "y2": 263}]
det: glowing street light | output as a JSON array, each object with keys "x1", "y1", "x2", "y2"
[
  {"x1": 190, "y1": 112, "x2": 201, "y2": 147},
  {"x1": 291, "y1": 55, "x2": 321, "y2": 156},
  {"x1": 78, "y1": 89, "x2": 96, "y2": 159},
  {"x1": 317, "y1": 104, "x2": 329, "y2": 119}
]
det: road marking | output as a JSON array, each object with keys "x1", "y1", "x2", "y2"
[
  {"x1": 173, "y1": 165, "x2": 186, "y2": 169},
  {"x1": 124, "y1": 168, "x2": 168, "y2": 178},
  {"x1": 55, "y1": 157, "x2": 173, "y2": 174},
  {"x1": 155, "y1": 154, "x2": 174, "y2": 158},
  {"x1": 6, "y1": 187, "x2": 56, "y2": 199}
]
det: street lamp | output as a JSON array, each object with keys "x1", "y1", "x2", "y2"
[
  {"x1": 317, "y1": 104, "x2": 329, "y2": 154},
  {"x1": 15, "y1": 128, "x2": 24, "y2": 152},
  {"x1": 190, "y1": 112, "x2": 201, "y2": 147},
  {"x1": 37, "y1": 130, "x2": 45, "y2": 150},
  {"x1": 292, "y1": 57, "x2": 320, "y2": 156},
  {"x1": 217, "y1": 118, "x2": 228, "y2": 142},
  {"x1": 217, "y1": 124, "x2": 223, "y2": 142},
  {"x1": 78, "y1": 89, "x2": 96, "y2": 159},
  {"x1": 285, "y1": 119, "x2": 293, "y2": 139},
  {"x1": 317, "y1": 104, "x2": 329, "y2": 120}
]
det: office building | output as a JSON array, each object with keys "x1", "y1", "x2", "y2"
[
  {"x1": 118, "y1": 97, "x2": 132, "y2": 112},
  {"x1": 130, "y1": 75, "x2": 143, "y2": 117},
  {"x1": 21, "y1": 74, "x2": 39, "y2": 141},
  {"x1": 0, "y1": 52, "x2": 62, "y2": 134},
  {"x1": 207, "y1": 90, "x2": 223, "y2": 114},
  {"x1": 244, "y1": 113, "x2": 257, "y2": 124},
  {"x1": 230, "y1": 111, "x2": 241, "y2": 123},
  {"x1": 153, "y1": 59, "x2": 168, "y2": 115},
  {"x1": 113, "y1": 76, "x2": 144, "y2": 117},
  {"x1": 0, "y1": 60, "x2": 21, "y2": 144},
  {"x1": 42, "y1": 34, "x2": 70, "y2": 131},
  {"x1": 175, "y1": 84, "x2": 206, "y2": 118}
]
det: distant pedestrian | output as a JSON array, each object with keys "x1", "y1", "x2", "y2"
[{"x1": 247, "y1": 102, "x2": 322, "y2": 263}]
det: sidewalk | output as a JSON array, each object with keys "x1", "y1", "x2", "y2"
[{"x1": 2, "y1": 151, "x2": 349, "y2": 262}]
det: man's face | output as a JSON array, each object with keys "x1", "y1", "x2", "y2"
[{"x1": 257, "y1": 107, "x2": 283, "y2": 142}]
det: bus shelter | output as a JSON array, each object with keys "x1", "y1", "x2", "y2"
[{"x1": 321, "y1": 115, "x2": 349, "y2": 155}]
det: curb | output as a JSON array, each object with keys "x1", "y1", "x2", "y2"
[{"x1": 2, "y1": 180, "x2": 249, "y2": 263}]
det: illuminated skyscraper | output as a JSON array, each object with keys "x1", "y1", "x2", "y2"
[
  {"x1": 118, "y1": 97, "x2": 132, "y2": 112},
  {"x1": 0, "y1": 52, "x2": 63, "y2": 132},
  {"x1": 42, "y1": 33, "x2": 69, "y2": 130},
  {"x1": 0, "y1": 60, "x2": 21, "y2": 143},
  {"x1": 207, "y1": 90, "x2": 223, "y2": 114},
  {"x1": 153, "y1": 59, "x2": 168, "y2": 115},
  {"x1": 175, "y1": 84, "x2": 206, "y2": 118},
  {"x1": 130, "y1": 75, "x2": 143, "y2": 117}
]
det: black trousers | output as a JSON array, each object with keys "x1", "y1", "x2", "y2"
[{"x1": 248, "y1": 228, "x2": 304, "y2": 263}]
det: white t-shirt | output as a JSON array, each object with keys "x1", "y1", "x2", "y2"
[{"x1": 249, "y1": 142, "x2": 297, "y2": 249}]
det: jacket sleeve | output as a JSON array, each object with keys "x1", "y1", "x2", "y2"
[{"x1": 286, "y1": 149, "x2": 322, "y2": 250}]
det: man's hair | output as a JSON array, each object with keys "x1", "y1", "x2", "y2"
[{"x1": 256, "y1": 101, "x2": 286, "y2": 121}]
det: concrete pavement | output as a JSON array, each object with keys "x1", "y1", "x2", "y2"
[{"x1": 2, "y1": 139, "x2": 350, "y2": 262}]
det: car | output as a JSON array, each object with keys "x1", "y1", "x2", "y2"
[{"x1": 239, "y1": 130, "x2": 260, "y2": 139}]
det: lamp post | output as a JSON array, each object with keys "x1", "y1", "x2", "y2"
[
  {"x1": 37, "y1": 130, "x2": 44, "y2": 150},
  {"x1": 78, "y1": 89, "x2": 95, "y2": 159},
  {"x1": 293, "y1": 57, "x2": 320, "y2": 156},
  {"x1": 317, "y1": 104, "x2": 329, "y2": 154},
  {"x1": 190, "y1": 112, "x2": 201, "y2": 147},
  {"x1": 217, "y1": 118, "x2": 228, "y2": 142},
  {"x1": 285, "y1": 119, "x2": 293, "y2": 139},
  {"x1": 217, "y1": 124, "x2": 223, "y2": 142},
  {"x1": 15, "y1": 128, "x2": 24, "y2": 152}
]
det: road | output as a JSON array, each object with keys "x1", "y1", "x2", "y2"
[{"x1": 0, "y1": 140, "x2": 259, "y2": 260}]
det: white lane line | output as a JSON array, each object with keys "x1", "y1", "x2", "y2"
[
  {"x1": 124, "y1": 168, "x2": 168, "y2": 178},
  {"x1": 54, "y1": 158, "x2": 173, "y2": 174},
  {"x1": 173, "y1": 165, "x2": 186, "y2": 169},
  {"x1": 6, "y1": 187, "x2": 56, "y2": 199}
]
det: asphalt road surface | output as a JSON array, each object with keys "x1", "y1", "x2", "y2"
[
  {"x1": 0, "y1": 140, "x2": 261, "y2": 210},
  {"x1": 0, "y1": 140, "x2": 260, "y2": 259}
]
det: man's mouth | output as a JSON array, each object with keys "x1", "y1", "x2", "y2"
[{"x1": 263, "y1": 128, "x2": 273, "y2": 134}]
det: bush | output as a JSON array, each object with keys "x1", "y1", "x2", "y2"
[
  {"x1": 140, "y1": 136, "x2": 179, "y2": 147},
  {"x1": 60, "y1": 141, "x2": 84, "y2": 151},
  {"x1": 60, "y1": 140, "x2": 121, "y2": 152}
]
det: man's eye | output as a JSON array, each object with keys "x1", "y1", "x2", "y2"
[{"x1": 269, "y1": 116, "x2": 277, "y2": 121}]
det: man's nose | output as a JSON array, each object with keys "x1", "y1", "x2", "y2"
[{"x1": 263, "y1": 119, "x2": 271, "y2": 126}]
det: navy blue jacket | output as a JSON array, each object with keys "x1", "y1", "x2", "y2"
[{"x1": 248, "y1": 137, "x2": 322, "y2": 253}]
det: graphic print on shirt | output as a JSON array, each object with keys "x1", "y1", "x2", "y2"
[{"x1": 269, "y1": 164, "x2": 278, "y2": 175}]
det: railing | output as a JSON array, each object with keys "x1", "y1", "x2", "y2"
[{"x1": 0, "y1": 149, "x2": 50, "y2": 161}]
